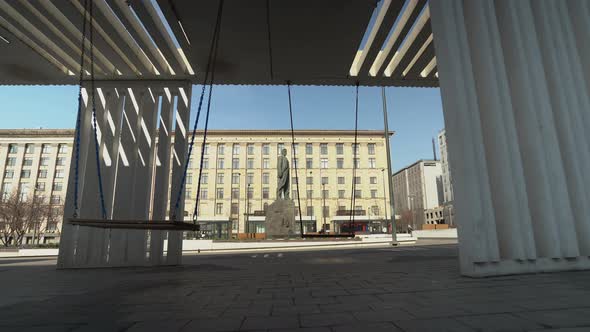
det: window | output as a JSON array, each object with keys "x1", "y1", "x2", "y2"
[
  {"x1": 306, "y1": 190, "x2": 313, "y2": 198},
  {"x1": 337, "y1": 158, "x2": 344, "y2": 169},
  {"x1": 322, "y1": 189, "x2": 329, "y2": 198},
  {"x1": 323, "y1": 206, "x2": 330, "y2": 217},
  {"x1": 354, "y1": 190, "x2": 362, "y2": 198},
  {"x1": 336, "y1": 143, "x2": 344, "y2": 155},
  {"x1": 292, "y1": 158, "x2": 298, "y2": 168},
  {"x1": 42, "y1": 144, "x2": 52, "y2": 154},
  {"x1": 232, "y1": 158, "x2": 239, "y2": 169},
  {"x1": 4, "y1": 170, "x2": 14, "y2": 179},
  {"x1": 353, "y1": 158, "x2": 360, "y2": 169},
  {"x1": 40, "y1": 157, "x2": 49, "y2": 166},
  {"x1": 306, "y1": 206, "x2": 314, "y2": 216},
  {"x1": 247, "y1": 173, "x2": 254, "y2": 184},
  {"x1": 292, "y1": 190, "x2": 298, "y2": 199},
  {"x1": 217, "y1": 144, "x2": 225, "y2": 155},
  {"x1": 217, "y1": 158, "x2": 225, "y2": 169},
  {"x1": 320, "y1": 158, "x2": 328, "y2": 169},
  {"x1": 232, "y1": 173, "x2": 240, "y2": 184},
  {"x1": 35, "y1": 182, "x2": 45, "y2": 191},
  {"x1": 185, "y1": 189, "x2": 192, "y2": 199},
  {"x1": 247, "y1": 144, "x2": 255, "y2": 155},
  {"x1": 262, "y1": 173, "x2": 269, "y2": 184},
  {"x1": 338, "y1": 177, "x2": 345, "y2": 185},
  {"x1": 247, "y1": 158, "x2": 254, "y2": 169},
  {"x1": 217, "y1": 173, "x2": 224, "y2": 184},
  {"x1": 354, "y1": 176, "x2": 361, "y2": 184},
  {"x1": 25, "y1": 144, "x2": 35, "y2": 154},
  {"x1": 320, "y1": 143, "x2": 328, "y2": 155},
  {"x1": 201, "y1": 173, "x2": 208, "y2": 184},
  {"x1": 8, "y1": 144, "x2": 17, "y2": 154},
  {"x1": 306, "y1": 143, "x2": 313, "y2": 154},
  {"x1": 202, "y1": 158, "x2": 209, "y2": 169},
  {"x1": 292, "y1": 177, "x2": 298, "y2": 185},
  {"x1": 292, "y1": 143, "x2": 299, "y2": 154},
  {"x1": 306, "y1": 176, "x2": 313, "y2": 185},
  {"x1": 58, "y1": 144, "x2": 68, "y2": 154},
  {"x1": 262, "y1": 188, "x2": 269, "y2": 199},
  {"x1": 277, "y1": 143, "x2": 285, "y2": 155},
  {"x1": 55, "y1": 170, "x2": 65, "y2": 179},
  {"x1": 370, "y1": 176, "x2": 377, "y2": 184},
  {"x1": 368, "y1": 143, "x2": 376, "y2": 155},
  {"x1": 231, "y1": 188, "x2": 240, "y2": 199},
  {"x1": 369, "y1": 158, "x2": 376, "y2": 169},
  {"x1": 232, "y1": 144, "x2": 240, "y2": 155},
  {"x1": 200, "y1": 189, "x2": 208, "y2": 199},
  {"x1": 52, "y1": 182, "x2": 63, "y2": 191},
  {"x1": 321, "y1": 176, "x2": 328, "y2": 185},
  {"x1": 247, "y1": 187, "x2": 253, "y2": 199},
  {"x1": 50, "y1": 195, "x2": 61, "y2": 204},
  {"x1": 262, "y1": 158, "x2": 269, "y2": 169},
  {"x1": 6, "y1": 157, "x2": 16, "y2": 167},
  {"x1": 306, "y1": 158, "x2": 313, "y2": 169},
  {"x1": 371, "y1": 189, "x2": 377, "y2": 198},
  {"x1": 187, "y1": 158, "x2": 193, "y2": 168},
  {"x1": 54, "y1": 157, "x2": 64, "y2": 167},
  {"x1": 371, "y1": 205, "x2": 380, "y2": 215},
  {"x1": 216, "y1": 203, "x2": 223, "y2": 214},
  {"x1": 203, "y1": 144, "x2": 210, "y2": 155},
  {"x1": 216, "y1": 188, "x2": 224, "y2": 199},
  {"x1": 231, "y1": 203, "x2": 239, "y2": 215},
  {"x1": 262, "y1": 144, "x2": 270, "y2": 155},
  {"x1": 186, "y1": 173, "x2": 193, "y2": 184},
  {"x1": 338, "y1": 190, "x2": 345, "y2": 199},
  {"x1": 21, "y1": 170, "x2": 31, "y2": 178},
  {"x1": 352, "y1": 143, "x2": 359, "y2": 155},
  {"x1": 23, "y1": 158, "x2": 33, "y2": 167}
]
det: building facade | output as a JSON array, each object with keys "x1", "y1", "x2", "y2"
[
  {"x1": 0, "y1": 129, "x2": 393, "y2": 242},
  {"x1": 438, "y1": 129, "x2": 455, "y2": 227},
  {"x1": 392, "y1": 159, "x2": 443, "y2": 230},
  {"x1": 0, "y1": 130, "x2": 73, "y2": 244}
]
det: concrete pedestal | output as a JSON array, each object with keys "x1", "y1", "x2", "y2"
[{"x1": 265, "y1": 199, "x2": 299, "y2": 238}]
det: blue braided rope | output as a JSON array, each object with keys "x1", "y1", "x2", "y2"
[
  {"x1": 73, "y1": 0, "x2": 89, "y2": 219},
  {"x1": 89, "y1": 0, "x2": 107, "y2": 220}
]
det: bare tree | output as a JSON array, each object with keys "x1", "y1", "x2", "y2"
[{"x1": 0, "y1": 190, "x2": 51, "y2": 247}]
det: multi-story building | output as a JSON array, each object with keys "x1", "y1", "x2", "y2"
[
  {"x1": 0, "y1": 129, "x2": 394, "y2": 242},
  {"x1": 437, "y1": 129, "x2": 455, "y2": 227},
  {"x1": 0, "y1": 129, "x2": 73, "y2": 244},
  {"x1": 392, "y1": 159, "x2": 443, "y2": 230}
]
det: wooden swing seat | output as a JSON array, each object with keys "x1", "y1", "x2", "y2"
[{"x1": 67, "y1": 218, "x2": 200, "y2": 231}]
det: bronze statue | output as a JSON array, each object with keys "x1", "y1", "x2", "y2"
[{"x1": 276, "y1": 148, "x2": 290, "y2": 199}]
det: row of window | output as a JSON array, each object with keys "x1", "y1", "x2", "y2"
[
  {"x1": 186, "y1": 187, "x2": 382, "y2": 200},
  {"x1": 188, "y1": 157, "x2": 378, "y2": 169},
  {"x1": 4, "y1": 156, "x2": 67, "y2": 167},
  {"x1": 187, "y1": 172, "x2": 381, "y2": 186},
  {"x1": 1, "y1": 183, "x2": 63, "y2": 203},
  {"x1": 198, "y1": 202, "x2": 381, "y2": 217},
  {"x1": 3, "y1": 169, "x2": 65, "y2": 179},
  {"x1": 7, "y1": 144, "x2": 69, "y2": 155},
  {"x1": 205, "y1": 142, "x2": 377, "y2": 156}
]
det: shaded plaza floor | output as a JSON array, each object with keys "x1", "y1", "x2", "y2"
[{"x1": 1, "y1": 240, "x2": 589, "y2": 332}]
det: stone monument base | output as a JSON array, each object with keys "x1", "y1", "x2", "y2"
[{"x1": 265, "y1": 199, "x2": 299, "y2": 238}]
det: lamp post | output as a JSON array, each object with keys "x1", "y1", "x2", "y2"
[{"x1": 381, "y1": 168, "x2": 388, "y2": 233}]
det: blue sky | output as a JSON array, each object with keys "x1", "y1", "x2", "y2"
[{"x1": 0, "y1": 85, "x2": 444, "y2": 172}]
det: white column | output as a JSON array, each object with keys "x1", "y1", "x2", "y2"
[{"x1": 429, "y1": 0, "x2": 500, "y2": 275}]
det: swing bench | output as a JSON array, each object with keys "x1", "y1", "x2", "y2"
[{"x1": 69, "y1": 0, "x2": 362, "y2": 239}]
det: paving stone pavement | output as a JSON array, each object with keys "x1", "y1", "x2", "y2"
[{"x1": 1, "y1": 240, "x2": 589, "y2": 331}]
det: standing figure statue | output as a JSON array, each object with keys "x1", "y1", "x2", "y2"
[{"x1": 276, "y1": 148, "x2": 290, "y2": 199}]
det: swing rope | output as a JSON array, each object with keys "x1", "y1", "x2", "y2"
[
  {"x1": 348, "y1": 82, "x2": 360, "y2": 233},
  {"x1": 72, "y1": 0, "x2": 107, "y2": 220},
  {"x1": 286, "y1": 82, "x2": 304, "y2": 237},
  {"x1": 72, "y1": 0, "x2": 89, "y2": 219},
  {"x1": 89, "y1": 0, "x2": 108, "y2": 220},
  {"x1": 171, "y1": 0, "x2": 224, "y2": 223},
  {"x1": 193, "y1": 0, "x2": 225, "y2": 222}
]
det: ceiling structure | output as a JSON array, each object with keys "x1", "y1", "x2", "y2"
[{"x1": 0, "y1": 0, "x2": 437, "y2": 87}]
